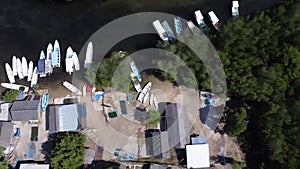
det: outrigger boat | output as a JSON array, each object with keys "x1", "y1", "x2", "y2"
[
  {"x1": 232, "y1": 1, "x2": 239, "y2": 19},
  {"x1": 1, "y1": 83, "x2": 29, "y2": 92},
  {"x1": 208, "y1": 11, "x2": 220, "y2": 31},
  {"x1": 84, "y1": 42, "x2": 93, "y2": 68},
  {"x1": 62, "y1": 81, "x2": 82, "y2": 95},
  {"x1": 174, "y1": 17, "x2": 183, "y2": 35},
  {"x1": 152, "y1": 20, "x2": 168, "y2": 41},
  {"x1": 12, "y1": 56, "x2": 17, "y2": 76},
  {"x1": 161, "y1": 21, "x2": 176, "y2": 41},
  {"x1": 16, "y1": 58, "x2": 24, "y2": 80},
  {"x1": 21, "y1": 57, "x2": 28, "y2": 77},
  {"x1": 5, "y1": 63, "x2": 15, "y2": 84},
  {"x1": 27, "y1": 61, "x2": 33, "y2": 81},
  {"x1": 194, "y1": 10, "x2": 208, "y2": 33}
]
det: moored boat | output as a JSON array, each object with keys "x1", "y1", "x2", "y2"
[
  {"x1": 21, "y1": 57, "x2": 28, "y2": 77},
  {"x1": 152, "y1": 20, "x2": 168, "y2": 41},
  {"x1": 16, "y1": 58, "x2": 24, "y2": 80},
  {"x1": 65, "y1": 47, "x2": 74, "y2": 74},
  {"x1": 130, "y1": 61, "x2": 142, "y2": 82},
  {"x1": 137, "y1": 82, "x2": 152, "y2": 103},
  {"x1": 232, "y1": 1, "x2": 239, "y2": 19},
  {"x1": 52, "y1": 40, "x2": 60, "y2": 67},
  {"x1": 84, "y1": 42, "x2": 93, "y2": 68},
  {"x1": 194, "y1": 10, "x2": 208, "y2": 33},
  {"x1": 174, "y1": 17, "x2": 183, "y2": 35},
  {"x1": 27, "y1": 61, "x2": 33, "y2": 81},
  {"x1": 31, "y1": 67, "x2": 38, "y2": 88},
  {"x1": 1, "y1": 83, "x2": 29, "y2": 92},
  {"x1": 73, "y1": 52, "x2": 80, "y2": 71},
  {"x1": 5, "y1": 63, "x2": 15, "y2": 84},
  {"x1": 162, "y1": 21, "x2": 176, "y2": 41},
  {"x1": 38, "y1": 51, "x2": 46, "y2": 78},
  {"x1": 12, "y1": 56, "x2": 17, "y2": 76},
  {"x1": 208, "y1": 11, "x2": 220, "y2": 31},
  {"x1": 46, "y1": 43, "x2": 53, "y2": 60},
  {"x1": 62, "y1": 81, "x2": 82, "y2": 95},
  {"x1": 187, "y1": 20, "x2": 196, "y2": 32}
]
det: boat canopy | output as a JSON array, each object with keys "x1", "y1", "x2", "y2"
[
  {"x1": 38, "y1": 59, "x2": 45, "y2": 73},
  {"x1": 51, "y1": 52, "x2": 58, "y2": 66},
  {"x1": 194, "y1": 10, "x2": 204, "y2": 23},
  {"x1": 208, "y1": 11, "x2": 219, "y2": 24},
  {"x1": 233, "y1": 1, "x2": 239, "y2": 7}
]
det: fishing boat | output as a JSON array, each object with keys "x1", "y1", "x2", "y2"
[
  {"x1": 12, "y1": 56, "x2": 17, "y2": 76},
  {"x1": 82, "y1": 85, "x2": 86, "y2": 98},
  {"x1": 21, "y1": 57, "x2": 28, "y2": 77},
  {"x1": 152, "y1": 20, "x2": 168, "y2": 41},
  {"x1": 84, "y1": 42, "x2": 93, "y2": 68},
  {"x1": 174, "y1": 17, "x2": 183, "y2": 35},
  {"x1": 5, "y1": 63, "x2": 15, "y2": 84},
  {"x1": 46, "y1": 43, "x2": 53, "y2": 60},
  {"x1": 137, "y1": 82, "x2": 152, "y2": 103},
  {"x1": 62, "y1": 81, "x2": 82, "y2": 95},
  {"x1": 65, "y1": 47, "x2": 74, "y2": 74},
  {"x1": 52, "y1": 40, "x2": 60, "y2": 67},
  {"x1": 187, "y1": 20, "x2": 196, "y2": 32},
  {"x1": 1, "y1": 83, "x2": 29, "y2": 92},
  {"x1": 194, "y1": 10, "x2": 208, "y2": 33},
  {"x1": 208, "y1": 11, "x2": 220, "y2": 31},
  {"x1": 72, "y1": 52, "x2": 80, "y2": 71},
  {"x1": 130, "y1": 72, "x2": 142, "y2": 92},
  {"x1": 41, "y1": 93, "x2": 49, "y2": 111},
  {"x1": 16, "y1": 58, "x2": 24, "y2": 80},
  {"x1": 30, "y1": 67, "x2": 38, "y2": 88},
  {"x1": 130, "y1": 61, "x2": 142, "y2": 82},
  {"x1": 232, "y1": 1, "x2": 239, "y2": 19},
  {"x1": 38, "y1": 51, "x2": 46, "y2": 77},
  {"x1": 161, "y1": 21, "x2": 176, "y2": 41},
  {"x1": 27, "y1": 61, "x2": 33, "y2": 81}
]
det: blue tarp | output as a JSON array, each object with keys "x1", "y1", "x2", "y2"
[
  {"x1": 120, "y1": 153, "x2": 135, "y2": 161},
  {"x1": 37, "y1": 59, "x2": 45, "y2": 73},
  {"x1": 204, "y1": 98, "x2": 216, "y2": 107},
  {"x1": 94, "y1": 93, "x2": 105, "y2": 102},
  {"x1": 14, "y1": 128, "x2": 20, "y2": 137},
  {"x1": 28, "y1": 143, "x2": 36, "y2": 158},
  {"x1": 18, "y1": 91, "x2": 24, "y2": 100},
  {"x1": 191, "y1": 137, "x2": 207, "y2": 144}
]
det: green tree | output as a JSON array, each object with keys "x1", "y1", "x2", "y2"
[
  {"x1": 224, "y1": 107, "x2": 247, "y2": 137},
  {"x1": 147, "y1": 110, "x2": 161, "y2": 125},
  {"x1": 50, "y1": 132, "x2": 86, "y2": 169},
  {"x1": 3, "y1": 90, "x2": 19, "y2": 102}
]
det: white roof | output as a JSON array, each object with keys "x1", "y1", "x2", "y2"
[
  {"x1": 0, "y1": 103, "x2": 10, "y2": 121},
  {"x1": 194, "y1": 10, "x2": 204, "y2": 23},
  {"x1": 208, "y1": 11, "x2": 219, "y2": 24},
  {"x1": 186, "y1": 144, "x2": 210, "y2": 168},
  {"x1": 19, "y1": 163, "x2": 50, "y2": 169},
  {"x1": 233, "y1": 1, "x2": 239, "y2": 7},
  {"x1": 58, "y1": 104, "x2": 79, "y2": 131}
]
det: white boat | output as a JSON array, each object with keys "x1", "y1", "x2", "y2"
[
  {"x1": 130, "y1": 61, "x2": 142, "y2": 82},
  {"x1": 153, "y1": 95, "x2": 158, "y2": 109},
  {"x1": 194, "y1": 10, "x2": 208, "y2": 33},
  {"x1": 38, "y1": 51, "x2": 46, "y2": 78},
  {"x1": 187, "y1": 20, "x2": 196, "y2": 32},
  {"x1": 72, "y1": 52, "x2": 80, "y2": 71},
  {"x1": 27, "y1": 61, "x2": 33, "y2": 81},
  {"x1": 16, "y1": 58, "x2": 24, "y2": 80},
  {"x1": 1, "y1": 83, "x2": 29, "y2": 92},
  {"x1": 137, "y1": 82, "x2": 152, "y2": 103},
  {"x1": 130, "y1": 72, "x2": 142, "y2": 92},
  {"x1": 152, "y1": 20, "x2": 168, "y2": 41},
  {"x1": 82, "y1": 85, "x2": 86, "y2": 98},
  {"x1": 65, "y1": 47, "x2": 74, "y2": 74},
  {"x1": 21, "y1": 57, "x2": 28, "y2": 77},
  {"x1": 149, "y1": 93, "x2": 154, "y2": 106},
  {"x1": 30, "y1": 67, "x2": 38, "y2": 88},
  {"x1": 46, "y1": 43, "x2": 53, "y2": 60},
  {"x1": 53, "y1": 40, "x2": 61, "y2": 67},
  {"x1": 62, "y1": 81, "x2": 82, "y2": 95},
  {"x1": 208, "y1": 11, "x2": 220, "y2": 31},
  {"x1": 12, "y1": 56, "x2": 17, "y2": 76},
  {"x1": 5, "y1": 63, "x2": 15, "y2": 84},
  {"x1": 84, "y1": 42, "x2": 93, "y2": 68},
  {"x1": 232, "y1": 1, "x2": 239, "y2": 19}
]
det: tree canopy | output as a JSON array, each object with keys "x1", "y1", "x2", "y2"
[{"x1": 3, "y1": 90, "x2": 19, "y2": 102}]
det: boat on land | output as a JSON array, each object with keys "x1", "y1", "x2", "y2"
[
  {"x1": 130, "y1": 61, "x2": 142, "y2": 82},
  {"x1": 161, "y1": 21, "x2": 176, "y2": 41},
  {"x1": 232, "y1": 1, "x2": 239, "y2": 19},
  {"x1": 41, "y1": 93, "x2": 50, "y2": 111},
  {"x1": 130, "y1": 72, "x2": 142, "y2": 92},
  {"x1": 208, "y1": 11, "x2": 220, "y2": 31},
  {"x1": 82, "y1": 85, "x2": 86, "y2": 98},
  {"x1": 1, "y1": 83, "x2": 29, "y2": 92},
  {"x1": 46, "y1": 43, "x2": 53, "y2": 60},
  {"x1": 45, "y1": 43, "x2": 53, "y2": 75},
  {"x1": 62, "y1": 81, "x2": 82, "y2": 95},
  {"x1": 84, "y1": 42, "x2": 93, "y2": 68},
  {"x1": 137, "y1": 82, "x2": 152, "y2": 103},
  {"x1": 38, "y1": 51, "x2": 46, "y2": 78},
  {"x1": 187, "y1": 20, "x2": 196, "y2": 32},
  {"x1": 21, "y1": 57, "x2": 28, "y2": 77},
  {"x1": 12, "y1": 56, "x2": 17, "y2": 76},
  {"x1": 51, "y1": 40, "x2": 60, "y2": 67},
  {"x1": 27, "y1": 61, "x2": 33, "y2": 81},
  {"x1": 16, "y1": 58, "x2": 24, "y2": 80},
  {"x1": 174, "y1": 17, "x2": 183, "y2": 35},
  {"x1": 31, "y1": 67, "x2": 38, "y2": 88},
  {"x1": 194, "y1": 10, "x2": 208, "y2": 33},
  {"x1": 5, "y1": 63, "x2": 15, "y2": 84},
  {"x1": 73, "y1": 52, "x2": 80, "y2": 71},
  {"x1": 65, "y1": 47, "x2": 74, "y2": 74},
  {"x1": 149, "y1": 93, "x2": 154, "y2": 106},
  {"x1": 152, "y1": 20, "x2": 168, "y2": 41}
]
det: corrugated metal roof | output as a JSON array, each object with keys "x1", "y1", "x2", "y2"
[
  {"x1": 186, "y1": 144, "x2": 210, "y2": 168},
  {"x1": 0, "y1": 122, "x2": 14, "y2": 148},
  {"x1": 57, "y1": 104, "x2": 78, "y2": 132},
  {"x1": 0, "y1": 103, "x2": 11, "y2": 121},
  {"x1": 19, "y1": 163, "x2": 50, "y2": 169},
  {"x1": 10, "y1": 100, "x2": 40, "y2": 121}
]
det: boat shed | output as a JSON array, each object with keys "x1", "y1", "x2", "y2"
[
  {"x1": 10, "y1": 97, "x2": 41, "y2": 121},
  {"x1": 0, "y1": 122, "x2": 14, "y2": 148}
]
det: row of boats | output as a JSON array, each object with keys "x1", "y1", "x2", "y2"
[{"x1": 152, "y1": 1, "x2": 240, "y2": 41}]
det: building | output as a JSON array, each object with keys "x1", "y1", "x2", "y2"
[
  {"x1": 10, "y1": 96, "x2": 41, "y2": 121},
  {"x1": 0, "y1": 122, "x2": 14, "y2": 148},
  {"x1": 0, "y1": 103, "x2": 11, "y2": 121},
  {"x1": 186, "y1": 136, "x2": 210, "y2": 168},
  {"x1": 46, "y1": 104, "x2": 86, "y2": 133},
  {"x1": 19, "y1": 163, "x2": 50, "y2": 169},
  {"x1": 145, "y1": 129, "x2": 162, "y2": 159}
]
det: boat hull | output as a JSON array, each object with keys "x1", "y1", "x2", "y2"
[
  {"x1": 84, "y1": 42, "x2": 93, "y2": 68},
  {"x1": 5, "y1": 63, "x2": 15, "y2": 84}
]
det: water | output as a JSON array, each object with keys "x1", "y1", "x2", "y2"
[{"x1": 0, "y1": 0, "x2": 284, "y2": 86}]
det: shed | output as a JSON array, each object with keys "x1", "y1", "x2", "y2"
[
  {"x1": 0, "y1": 122, "x2": 14, "y2": 148},
  {"x1": 186, "y1": 144, "x2": 210, "y2": 168},
  {"x1": 10, "y1": 99, "x2": 41, "y2": 121}
]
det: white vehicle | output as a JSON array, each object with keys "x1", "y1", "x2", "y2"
[
  {"x1": 16, "y1": 58, "x2": 23, "y2": 80},
  {"x1": 73, "y1": 52, "x2": 80, "y2": 71},
  {"x1": 21, "y1": 57, "x2": 28, "y2": 77},
  {"x1": 1, "y1": 83, "x2": 29, "y2": 92},
  {"x1": 137, "y1": 82, "x2": 152, "y2": 103},
  {"x1": 62, "y1": 81, "x2": 82, "y2": 95},
  {"x1": 5, "y1": 63, "x2": 15, "y2": 84},
  {"x1": 12, "y1": 56, "x2": 17, "y2": 76},
  {"x1": 27, "y1": 61, "x2": 33, "y2": 81},
  {"x1": 84, "y1": 42, "x2": 93, "y2": 68},
  {"x1": 65, "y1": 47, "x2": 74, "y2": 75},
  {"x1": 30, "y1": 67, "x2": 38, "y2": 88},
  {"x1": 152, "y1": 20, "x2": 168, "y2": 41}
]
